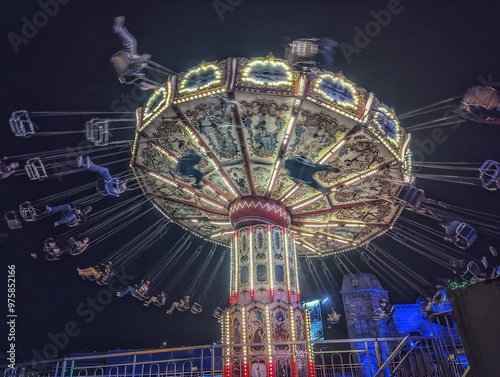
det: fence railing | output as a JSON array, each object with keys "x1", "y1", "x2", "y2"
[{"x1": 2, "y1": 330, "x2": 469, "y2": 377}]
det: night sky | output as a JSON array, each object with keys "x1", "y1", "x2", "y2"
[{"x1": 1, "y1": 0, "x2": 500, "y2": 363}]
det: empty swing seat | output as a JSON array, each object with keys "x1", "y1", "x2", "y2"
[
  {"x1": 4, "y1": 212, "x2": 22, "y2": 229},
  {"x1": 454, "y1": 222, "x2": 477, "y2": 249},
  {"x1": 213, "y1": 307, "x2": 223, "y2": 320},
  {"x1": 66, "y1": 238, "x2": 84, "y2": 256},
  {"x1": 397, "y1": 183, "x2": 426, "y2": 209},
  {"x1": 190, "y1": 302, "x2": 203, "y2": 314},
  {"x1": 25, "y1": 158, "x2": 48, "y2": 181},
  {"x1": 85, "y1": 119, "x2": 110, "y2": 146},
  {"x1": 479, "y1": 160, "x2": 500, "y2": 190},
  {"x1": 9, "y1": 110, "x2": 36, "y2": 137},
  {"x1": 19, "y1": 202, "x2": 40, "y2": 222},
  {"x1": 461, "y1": 261, "x2": 481, "y2": 281}
]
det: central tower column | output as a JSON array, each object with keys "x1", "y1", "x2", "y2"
[{"x1": 222, "y1": 198, "x2": 315, "y2": 377}]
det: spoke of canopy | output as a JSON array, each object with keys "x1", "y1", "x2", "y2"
[
  {"x1": 304, "y1": 257, "x2": 330, "y2": 295},
  {"x1": 319, "y1": 259, "x2": 342, "y2": 294},
  {"x1": 145, "y1": 233, "x2": 194, "y2": 291},
  {"x1": 297, "y1": 260, "x2": 311, "y2": 295},
  {"x1": 356, "y1": 248, "x2": 410, "y2": 300},
  {"x1": 398, "y1": 96, "x2": 462, "y2": 119},
  {"x1": 194, "y1": 249, "x2": 227, "y2": 305},
  {"x1": 387, "y1": 221, "x2": 471, "y2": 270},
  {"x1": 405, "y1": 116, "x2": 465, "y2": 132},
  {"x1": 58, "y1": 194, "x2": 154, "y2": 242},
  {"x1": 12, "y1": 140, "x2": 132, "y2": 182},
  {"x1": 186, "y1": 244, "x2": 217, "y2": 299},
  {"x1": 27, "y1": 111, "x2": 135, "y2": 116},
  {"x1": 6, "y1": 141, "x2": 132, "y2": 161},
  {"x1": 362, "y1": 242, "x2": 431, "y2": 295},
  {"x1": 332, "y1": 252, "x2": 358, "y2": 277},
  {"x1": 397, "y1": 95, "x2": 469, "y2": 131},
  {"x1": 146, "y1": 60, "x2": 176, "y2": 76},
  {"x1": 417, "y1": 200, "x2": 500, "y2": 238},
  {"x1": 90, "y1": 206, "x2": 156, "y2": 248},
  {"x1": 105, "y1": 218, "x2": 172, "y2": 272},
  {"x1": 164, "y1": 241, "x2": 206, "y2": 296},
  {"x1": 6, "y1": 188, "x2": 105, "y2": 226},
  {"x1": 412, "y1": 161, "x2": 486, "y2": 186},
  {"x1": 9, "y1": 110, "x2": 136, "y2": 137},
  {"x1": 340, "y1": 252, "x2": 363, "y2": 275},
  {"x1": 396, "y1": 221, "x2": 469, "y2": 258}
]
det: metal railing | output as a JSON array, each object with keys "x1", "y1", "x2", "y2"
[
  {"x1": 2, "y1": 334, "x2": 470, "y2": 377},
  {"x1": 428, "y1": 310, "x2": 470, "y2": 377}
]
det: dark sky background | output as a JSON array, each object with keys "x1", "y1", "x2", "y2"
[{"x1": 1, "y1": 0, "x2": 500, "y2": 363}]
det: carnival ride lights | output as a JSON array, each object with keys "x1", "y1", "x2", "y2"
[{"x1": 4, "y1": 31, "x2": 500, "y2": 377}]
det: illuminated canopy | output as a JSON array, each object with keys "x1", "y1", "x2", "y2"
[{"x1": 131, "y1": 56, "x2": 411, "y2": 256}]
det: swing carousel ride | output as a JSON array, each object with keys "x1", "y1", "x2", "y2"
[{"x1": 4, "y1": 33, "x2": 500, "y2": 373}]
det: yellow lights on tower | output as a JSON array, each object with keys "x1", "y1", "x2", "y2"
[
  {"x1": 249, "y1": 226, "x2": 254, "y2": 299},
  {"x1": 230, "y1": 237, "x2": 235, "y2": 300},
  {"x1": 291, "y1": 235, "x2": 300, "y2": 298},
  {"x1": 283, "y1": 229, "x2": 292, "y2": 303},
  {"x1": 267, "y1": 226, "x2": 274, "y2": 297}
]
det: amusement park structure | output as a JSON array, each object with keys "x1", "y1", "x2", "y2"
[
  {"x1": 3, "y1": 22, "x2": 500, "y2": 376},
  {"x1": 130, "y1": 43, "x2": 412, "y2": 376}
]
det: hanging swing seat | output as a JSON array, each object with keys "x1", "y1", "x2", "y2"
[
  {"x1": 43, "y1": 238, "x2": 62, "y2": 262},
  {"x1": 458, "y1": 86, "x2": 500, "y2": 125},
  {"x1": 397, "y1": 183, "x2": 425, "y2": 209},
  {"x1": 66, "y1": 238, "x2": 84, "y2": 256},
  {"x1": 454, "y1": 222, "x2": 477, "y2": 249},
  {"x1": 479, "y1": 160, "x2": 500, "y2": 190},
  {"x1": 460, "y1": 261, "x2": 480, "y2": 282},
  {"x1": 213, "y1": 307, "x2": 224, "y2": 320},
  {"x1": 432, "y1": 289, "x2": 447, "y2": 305},
  {"x1": 95, "y1": 178, "x2": 122, "y2": 196},
  {"x1": 131, "y1": 287, "x2": 150, "y2": 301},
  {"x1": 9, "y1": 110, "x2": 36, "y2": 137},
  {"x1": 4, "y1": 211, "x2": 22, "y2": 229},
  {"x1": 19, "y1": 202, "x2": 42, "y2": 222},
  {"x1": 25, "y1": 158, "x2": 48, "y2": 181},
  {"x1": 491, "y1": 266, "x2": 500, "y2": 278},
  {"x1": 111, "y1": 50, "x2": 146, "y2": 84},
  {"x1": 177, "y1": 302, "x2": 189, "y2": 312},
  {"x1": 153, "y1": 297, "x2": 166, "y2": 307},
  {"x1": 190, "y1": 302, "x2": 203, "y2": 314},
  {"x1": 85, "y1": 119, "x2": 110, "y2": 146}
]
